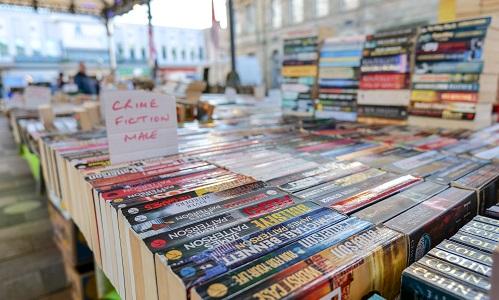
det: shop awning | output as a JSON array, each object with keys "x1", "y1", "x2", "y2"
[{"x1": 0, "y1": 0, "x2": 147, "y2": 18}]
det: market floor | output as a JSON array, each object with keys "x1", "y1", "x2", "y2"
[{"x1": 0, "y1": 116, "x2": 69, "y2": 300}]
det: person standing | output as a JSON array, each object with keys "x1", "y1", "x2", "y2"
[{"x1": 74, "y1": 62, "x2": 96, "y2": 95}]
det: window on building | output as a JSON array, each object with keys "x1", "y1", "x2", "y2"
[
  {"x1": 75, "y1": 24, "x2": 82, "y2": 36},
  {"x1": 190, "y1": 49, "x2": 195, "y2": 61},
  {"x1": 162, "y1": 46, "x2": 167, "y2": 60},
  {"x1": 141, "y1": 48, "x2": 147, "y2": 60},
  {"x1": 290, "y1": 0, "x2": 304, "y2": 24},
  {"x1": 172, "y1": 48, "x2": 177, "y2": 61},
  {"x1": 199, "y1": 47, "x2": 204, "y2": 60},
  {"x1": 235, "y1": 10, "x2": 242, "y2": 35},
  {"x1": 15, "y1": 39, "x2": 25, "y2": 57},
  {"x1": 245, "y1": 3, "x2": 256, "y2": 33},
  {"x1": 340, "y1": 0, "x2": 359, "y2": 11},
  {"x1": 315, "y1": 0, "x2": 329, "y2": 17},
  {"x1": 117, "y1": 43, "x2": 124, "y2": 59},
  {"x1": 271, "y1": 0, "x2": 282, "y2": 28},
  {"x1": 0, "y1": 41, "x2": 8, "y2": 57},
  {"x1": 130, "y1": 48, "x2": 136, "y2": 60},
  {"x1": 181, "y1": 49, "x2": 186, "y2": 61}
]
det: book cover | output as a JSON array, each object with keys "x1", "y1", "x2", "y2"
[{"x1": 384, "y1": 187, "x2": 477, "y2": 264}]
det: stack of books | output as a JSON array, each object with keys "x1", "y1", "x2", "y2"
[
  {"x1": 409, "y1": 17, "x2": 499, "y2": 129},
  {"x1": 281, "y1": 36, "x2": 318, "y2": 116},
  {"x1": 315, "y1": 35, "x2": 365, "y2": 121},
  {"x1": 401, "y1": 215, "x2": 498, "y2": 299},
  {"x1": 357, "y1": 27, "x2": 418, "y2": 125}
]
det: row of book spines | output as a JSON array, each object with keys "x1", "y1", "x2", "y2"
[
  {"x1": 401, "y1": 215, "x2": 499, "y2": 299},
  {"x1": 192, "y1": 224, "x2": 402, "y2": 300}
]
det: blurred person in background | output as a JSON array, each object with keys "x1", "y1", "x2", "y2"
[
  {"x1": 57, "y1": 72, "x2": 66, "y2": 90},
  {"x1": 74, "y1": 62, "x2": 97, "y2": 95}
]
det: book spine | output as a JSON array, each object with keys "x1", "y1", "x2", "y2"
[
  {"x1": 412, "y1": 82, "x2": 479, "y2": 91},
  {"x1": 361, "y1": 54, "x2": 407, "y2": 66},
  {"x1": 368, "y1": 28, "x2": 416, "y2": 40},
  {"x1": 296, "y1": 169, "x2": 387, "y2": 202},
  {"x1": 360, "y1": 63, "x2": 408, "y2": 73},
  {"x1": 440, "y1": 92, "x2": 478, "y2": 102},
  {"x1": 364, "y1": 36, "x2": 411, "y2": 48},
  {"x1": 416, "y1": 256, "x2": 490, "y2": 292},
  {"x1": 450, "y1": 232, "x2": 498, "y2": 253},
  {"x1": 282, "y1": 60, "x2": 317, "y2": 66},
  {"x1": 360, "y1": 81, "x2": 406, "y2": 89},
  {"x1": 409, "y1": 108, "x2": 476, "y2": 120},
  {"x1": 436, "y1": 240, "x2": 494, "y2": 266},
  {"x1": 318, "y1": 79, "x2": 359, "y2": 88},
  {"x1": 417, "y1": 40, "x2": 471, "y2": 54},
  {"x1": 401, "y1": 265, "x2": 489, "y2": 300},
  {"x1": 278, "y1": 162, "x2": 368, "y2": 193},
  {"x1": 193, "y1": 217, "x2": 372, "y2": 300},
  {"x1": 330, "y1": 175, "x2": 421, "y2": 214},
  {"x1": 428, "y1": 160, "x2": 485, "y2": 185},
  {"x1": 415, "y1": 62, "x2": 483, "y2": 74},
  {"x1": 427, "y1": 248, "x2": 492, "y2": 277},
  {"x1": 412, "y1": 73, "x2": 480, "y2": 83},
  {"x1": 318, "y1": 94, "x2": 357, "y2": 101},
  {"x1": 420, "y1": 17, "x2": 490, "y2": 33},
  {"x1": 416, "y1": 51, "x2": 482, "y2": 62},
  {"x1": 358, "y1": 105, "x2": 408, "y2": 120},
  {"x1": 474, "y1": 215, "x2": 499, "y2": 227},
  {"x1": 418, "y1": 29, "x2": 487, "y2": 43},
  {"x1": 319, "y1": 49, "x2": 363, "y2": 57},
  {"x1": 363, "y1": 46, "x2": 410, "y2": 57},
  {"x1": 459, "y1": 225, "x2": 499, "y2": 243}
]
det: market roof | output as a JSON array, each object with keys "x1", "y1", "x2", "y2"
[{"x1": 0, "y1": 0, "x2": 147, "y2": 18}]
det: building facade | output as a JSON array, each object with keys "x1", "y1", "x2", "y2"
[
  {"x1": 232, "y1": 0, "x2": 440, "y2": 88},
  {"x1": 0, "y1": 5, "x2": 207, "y2": 92}
]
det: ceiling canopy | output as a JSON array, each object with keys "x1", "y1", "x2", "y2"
[{"x1": 0, "y1": 0, "x2": 147, "y2": 18}]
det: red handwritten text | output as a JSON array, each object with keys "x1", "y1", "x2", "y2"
[{"x1": 124, "y1": 129, "x2": 158, "y2": 142}]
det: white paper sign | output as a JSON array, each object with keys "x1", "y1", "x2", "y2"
[
  {"x1": 102, "y1": 90, "x2": 178, "y2": 164},
  {"x1": 24, "y1": 86, "x2": 51, "y2": 109}
]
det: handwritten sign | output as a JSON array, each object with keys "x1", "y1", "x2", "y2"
[
  {"x1": 102, "y1": 90, "x2": 178, "y2": 164},
  {"x1": 24, "y1": 86, "x2": 51, "y2": 109}
]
